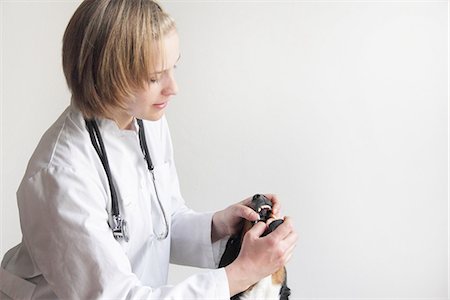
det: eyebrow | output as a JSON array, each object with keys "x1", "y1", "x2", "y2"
[{"x1": 152, "y1": 53, "x2": 181, "y2": 75}]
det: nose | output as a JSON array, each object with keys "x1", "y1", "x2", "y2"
[{"x1": 161, "y1": 69, "x2": 178, "y2": 96}]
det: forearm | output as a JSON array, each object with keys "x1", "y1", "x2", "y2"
[
  {"x1": 211, "y1": 202, "x2": 260, "y2": 243},
  {"x1": 224, "y1": 262, "x2": 254, "y2": 296},
  {"x1": 211, "y1": 211, "x2": 230, "y2": 243}
]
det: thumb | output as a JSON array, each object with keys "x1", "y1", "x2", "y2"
[
  {"x1": 247, "y1": 221, "x2": 267, "y2": 238},
  {"x1": 237, "y1": 205, "x2": 260, "y2": 222}
]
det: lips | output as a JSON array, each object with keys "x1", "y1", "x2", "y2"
[{"x1": 153, "y1": 101, "x2": 168, "y2": 109}]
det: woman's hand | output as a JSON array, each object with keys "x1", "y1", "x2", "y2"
[
  {"x1": 225, "y1": 217, "x2": 298, "y2": 296},
  {"x1": 211, "y1": 194, "x2": 281, "y2": 243}
]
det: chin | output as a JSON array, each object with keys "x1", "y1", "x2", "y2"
[{"x1": 140, "y1": 112, "x2": 165, "y2": 122}]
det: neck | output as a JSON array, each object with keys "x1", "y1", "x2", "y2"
[{"x1": 106, "y1": 108, "x2": 134, "y2": 130}]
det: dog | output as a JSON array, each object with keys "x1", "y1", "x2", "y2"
[{"x1": 219, "y1": 194, "x2": 291, "y2": 300}]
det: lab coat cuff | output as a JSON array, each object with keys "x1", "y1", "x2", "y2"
[
  {"x1": 212, "y1": 234, "x2": 229, "y2": 267},
  {"x1": 189, "y1": 211, "x2": 218, "y2": 268},
  {"x1": 203, "y1": 211, "x2": 218, "y2": 268},
  {"x1": 195, "y1": 212, "x2": 229, "y2": 268},
  {"x1": 187, "y1": 211, "x2": 228, "y2": 268},
  {"x1": 204, "y1": 211, "x2": 229, "y2": 267},
  {"x1": 210, "y1": 268, "x2": 231, "y2": 299}
]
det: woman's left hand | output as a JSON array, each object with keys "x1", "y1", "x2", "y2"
[{"x1": 211, "y1": 194, "x2": 281, "y2": 242}]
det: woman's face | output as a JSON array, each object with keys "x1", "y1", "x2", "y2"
[{"x1": 127, "y1": 30, "x2": 180, "y2": 123}]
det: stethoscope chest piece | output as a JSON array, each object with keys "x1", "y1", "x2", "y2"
[{"x1": 112, "y1": 214, "x2": 129, "y2": 242}]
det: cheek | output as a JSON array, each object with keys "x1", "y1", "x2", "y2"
[
  {"x1": 134, "y1": 88, "x2": 158, "y2": 107},
  {"x1": 127, "y1": 85, "x2": 163, "y2": 117},
  {"x1": 145, "y1": 87, "x2": 161, "y2": 103}
]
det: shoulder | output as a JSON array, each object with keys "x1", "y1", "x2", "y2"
[{"x1": 23, "y1": 105, "x2": 95, "y2": 181}]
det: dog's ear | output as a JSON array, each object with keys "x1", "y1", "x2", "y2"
[
  {"x1": 279, "y1": 267, "x2": 291, "y2": 300},
  {"x1": 218, "y1": 229, "x2": 243, "y2": 268},
  {"x1": 218, "y1": 218, "x2": 256, "y2": 268}
]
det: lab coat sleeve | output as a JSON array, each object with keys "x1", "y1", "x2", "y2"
[
  {"x1": 161, "y1": 119, "x2": 228, "y2": 268},
  {"x1": 168, "y1": 184, "x2": 229, "y2": 268},
  {"x1": 17, "y1": 166, "x2": 230, "y2": 299},
  {"x1": 170, "y1": 207, "x2": 228, "y2": 268}
]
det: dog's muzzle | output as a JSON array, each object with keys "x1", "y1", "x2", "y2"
[{"x1": 250, "y1": 194, "x2": 284, "y2": 236}]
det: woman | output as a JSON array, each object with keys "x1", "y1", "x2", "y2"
[{"x1": 0, "y1": 0, "x2": 298, "y2": 298}]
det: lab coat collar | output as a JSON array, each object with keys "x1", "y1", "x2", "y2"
[
  {"x1": 69, "y1": 103, "x2": 139, "y2": 137},
  {"x1": 97, "y1": 117, "x2": 139, "y2": 137}
]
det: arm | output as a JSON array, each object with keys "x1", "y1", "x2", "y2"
[{"x1": 18, "y1": 166, "x2": 229, "y2": 299}]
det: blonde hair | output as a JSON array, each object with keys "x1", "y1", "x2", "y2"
[{"x1": 62, "y1": 0, "x2": 176, "y2": 118}]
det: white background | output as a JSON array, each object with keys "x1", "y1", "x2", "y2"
[{"x1": 1, "y1": 1, "x2": 448, "y2": 299}]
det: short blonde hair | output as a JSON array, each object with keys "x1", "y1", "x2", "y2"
[{"x1": 62, "y1": 0, "x2": 176, "y2": 118}]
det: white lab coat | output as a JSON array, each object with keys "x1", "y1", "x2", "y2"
[{"x1": 0, "y1": 105, "x2": 230, "y2": 299}]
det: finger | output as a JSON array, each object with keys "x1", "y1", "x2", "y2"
[
  {"x1": 247, "y1": 220, "x2": 267, "y2": 238},
  {"x1": 282, "y1": 240, "x2": 297, "y2": 264},
  {"x1": 284, "y1": 251, "x2": 294, "y2": 264},
  {"x1": 264, "y1": 194, "x2": 281, "y2": 216},
  {"x1": 283, "y1": 234, "x2": 298, "y2": 253},
  {"x1": 286, "y1": 242, "x2": 297, "y2": 256},
  {"x1": 235, "y1": 204, "x2": 259, "y2": 222},
  {"x1": 266, "y1": 217, "x2": 276, "y2": 226},
  {"x1": 282, "y1": 230, "x2": 299, "y2": 248}
]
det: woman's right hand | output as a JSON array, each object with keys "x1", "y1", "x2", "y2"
[{"x1": 224, "y1": 217, "x2": 298, "y2": 296}]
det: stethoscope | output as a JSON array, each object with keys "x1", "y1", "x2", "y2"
[{"x1": 85, "y1": 118, "x2": 169, "y2": 242}]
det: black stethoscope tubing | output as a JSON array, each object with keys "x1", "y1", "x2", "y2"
[
  {"x1": 85, "y1": 118, "x2": 169, "y2": 242},
  {"x1": 85, "y1": 119, "x2": 120, "y2": 216},
  {"x1": 137, "y1": 119, "x2": 169, "y2": 241}
]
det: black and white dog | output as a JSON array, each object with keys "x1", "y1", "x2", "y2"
[{"x1": 219, "y1": 194, "x2": 291, "y2": 300}]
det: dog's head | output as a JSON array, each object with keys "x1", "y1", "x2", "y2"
[
  {"x1": 250, "y1": 194, "x2": 273, "y2": 222},
  {"x1": 245, "y1": 194, "x2": 284, "y2": 237}
]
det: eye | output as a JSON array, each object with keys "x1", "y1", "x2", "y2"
[
  {"x1": 149, "y1": 75, "x2": 161, "y2": 84},
  {"x1": 148, "y1": 71, "x2": 163, "y2": 84}
]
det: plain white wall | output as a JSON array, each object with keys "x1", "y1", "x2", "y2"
[{"x1": 1, "y1": 1, "x2": 448, "y2": 299}]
